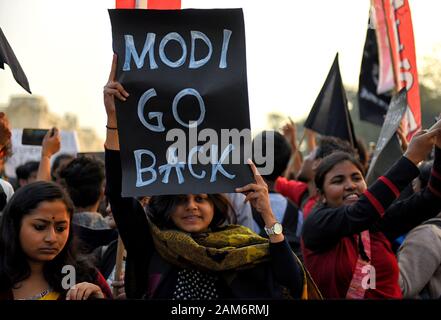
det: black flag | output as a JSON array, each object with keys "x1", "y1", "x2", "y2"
[
  {"x1": 365, "y1": 88, "x2": 407, "y2": 186},
  {"x1": 358, "y1": 19, "x2": 391, "y2": 126},
  {"x1": 0, "y1": 27, "x2": 31, "y2": 94},
  {"x1": 304, "y1": 53, "x2": 357, "y2": 148}
]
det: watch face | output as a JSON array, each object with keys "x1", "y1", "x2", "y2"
[{"x1": 273, "y1": 223, "x2": 283, "y2": 234}]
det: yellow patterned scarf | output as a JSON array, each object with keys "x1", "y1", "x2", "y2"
[
  {"x1": 148, "y1": 220, "x2": 323, "y2": 299},
  {"x1": 149, "y1": 222, "x2": 270, "y2": 272}
]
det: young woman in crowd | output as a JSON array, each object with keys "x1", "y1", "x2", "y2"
[
  {"x1": 103, "y1": 55, "x2": 320, "y2": 299},
  {"x1": 302, "y1": 122, "x2": 441, "y2": 299},
  {"x1": 0, "y1": 181, "x2": 112, "y2": 300}
]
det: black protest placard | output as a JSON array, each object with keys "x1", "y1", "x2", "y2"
[
  {"x1": 365, "y1": 88, "x2": 407, "y2": 185},
  {"x1": 109, "y1": 9, "x2": 253, "y2": 197}
]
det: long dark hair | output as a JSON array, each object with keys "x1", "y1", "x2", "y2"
[
  {"x1": 0, "y1": 181, "x2": 96, "y2": 293},
  {"x1": 315, "y1": 151, "x2": 365, "y2": 193},
  {"x1": 147, "y1": 194, "x2": 235, "y2": 231}
]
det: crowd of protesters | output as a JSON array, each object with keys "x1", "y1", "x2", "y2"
[{"x1": 0, "y1": 55, "x2": 440, "y2": 300}]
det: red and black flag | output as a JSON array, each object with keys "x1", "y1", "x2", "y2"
[
  {"x1": 358, "y1": 17, "x2": 392, "y2": 126},
  {"x1": 0, "y1": 27, "x2": 31, "y2": 94},
  {"x1": 362, "y1": 0, "x2": 420, "y2": 140},
  {"x1": 304, "y1": 53, "x2": 357, "y2": 148}
]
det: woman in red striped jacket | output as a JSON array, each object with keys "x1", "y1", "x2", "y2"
[{"x1": 302, "y1": 122, "x2": 441, "y2": 299}]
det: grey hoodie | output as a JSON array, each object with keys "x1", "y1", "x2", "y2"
[{"x1": 398, "y1": 213, "x2": 441, "y2": 299}]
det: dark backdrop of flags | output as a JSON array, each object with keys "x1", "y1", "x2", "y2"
[
  {"x1": 359, "y1": 0, "x2": 420, "y2": 140},
  {"x1": 358, "y1": 1, "x2": 421, "y2": 185}
]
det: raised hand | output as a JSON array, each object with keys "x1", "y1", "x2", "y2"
[
  {"x1": 236, "y1": 159, "x2": 276, "y2": 221},
  {"x1": 104, "y1": 54, "x2": 129, "y2": 150},
  {"x1": 103, "y1": 54, "x2": 129, "y2": 126},
  {"x1": 428, "y1": 115, "x2": 441, "y2": 149},
  {"x1": 36, "y1": 127, "x2": 61, "y2": 181},
  {"x1": 236, "y1": 160, "x2": 284, "y2": 242},
  {"x1": 396, "y1": 123, "x2": 409, "y2": 152},
  {"x1": 282, "y1": 118, "x2": 297, "y2": 151},
  {"x1": 41, "y1": 127, "x2": 60, "y2": 158},
  {"x1": 404, "y1": 126, "x2": 441, "y2": 165}
]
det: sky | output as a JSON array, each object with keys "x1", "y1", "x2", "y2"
[{"x1": 1, "y1": 0, "x2": 440, "y2": 145}]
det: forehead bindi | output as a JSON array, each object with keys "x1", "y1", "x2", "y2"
[{"x1": 28, "y1": 201, "x2": 69, "y2": 222}]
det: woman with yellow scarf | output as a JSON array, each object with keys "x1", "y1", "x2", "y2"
[{"x1": 103, "y1": 55, "x2": 320, "y2": 300}]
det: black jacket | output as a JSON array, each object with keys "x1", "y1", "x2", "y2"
[{"x1": 105, "y1": 149, "x2": 304, "y2": 299}]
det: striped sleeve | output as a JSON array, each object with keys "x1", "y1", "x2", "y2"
[
  {"x1": 362, "y1": 156, "x2": 419, "y2": 217},
  {"x1": 303, "y1": 153, "x2": 437, "y2": 250}
]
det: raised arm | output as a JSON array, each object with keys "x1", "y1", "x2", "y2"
[
  {"x1": 104, "y1": 54, "x2": 128, "y2": 151},
  {"x1": 378, "y1": 118, "x2": 441, "y2": 239},
  {"x1": 236, "y1": 160, "x2": 303, "y2": 297},
  {"x1": 303, "y1": 127, "x2": 441, "y2": 251},
  {"x1": 305, "y1": 128, "x2": 317, "y2": 154},
  {"x1": 236, "y1": 159, "x2": 284, "y2": 243},
  {"x1": 282, "y1": 119, "x2": 302, "y2": 178},
  {"x1": 36, "y1": 127, "x2": 60, "y2": 181},
  {"x1": 103, "y1": 55, "x2": 150, "y2": 254},
  {"x1": 378, "y1": 146, "x2": 441, "y2": 240}
]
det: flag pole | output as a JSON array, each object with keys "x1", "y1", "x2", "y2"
[
  {"x1": 113, "y1": 236, "x2": 125, "y2": 297},
  {"x1": 344, "y1": 105, "x2": 355, "y2": 149}
]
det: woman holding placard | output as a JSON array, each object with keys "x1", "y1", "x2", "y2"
[{"x1": 103, "y1": 55, "x2": 320, "y2": 300}]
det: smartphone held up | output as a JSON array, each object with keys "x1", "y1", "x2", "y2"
[{"x1": 21, "y1": 128, "x2": 53, "y2": 146}]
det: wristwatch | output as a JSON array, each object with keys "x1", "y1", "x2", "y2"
[{"x1": 264, "y1": 222, "x2": 283, "y2": 236}]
